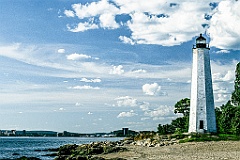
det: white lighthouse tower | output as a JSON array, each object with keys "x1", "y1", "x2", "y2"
[{"x1": 188, "y1": 34, "x2": 217, "y2": 133}]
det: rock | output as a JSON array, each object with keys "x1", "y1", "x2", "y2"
[
  {"x1": 55, "y1": 141, "x2": 127, "y2": 160},
  {"x1": 12, "y1": 153, "x2": 20, "y2": 156},
  {"x1": 58, "y1": 144, "x2": 78, "y2": 155},
  {"x1": 122, "y1": 139, "x2": 133, "y2": 145}
]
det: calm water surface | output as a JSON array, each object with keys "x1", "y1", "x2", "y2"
[{"x1": 0, "y1": 137, "x2": 123, "y2": 160}]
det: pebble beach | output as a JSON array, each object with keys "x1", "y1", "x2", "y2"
[{"x1": 101, "y1": 141, "x2": 240, "y2": 160}]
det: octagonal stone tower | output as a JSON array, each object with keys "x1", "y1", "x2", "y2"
[{"x1": 188, "y1": 34, "x2": 217, "y2": 133}]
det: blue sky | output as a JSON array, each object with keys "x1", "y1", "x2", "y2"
[{"x1": 0, "y1": 0, "x2": 239, "y2": 133}]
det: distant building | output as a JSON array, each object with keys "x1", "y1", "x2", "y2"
[
  {"x1": 188, "y1": 34, "x2": 217, "y2": 133},
  {"x1": 122, "y1": 128, "x2": 129, "y2": 136}
]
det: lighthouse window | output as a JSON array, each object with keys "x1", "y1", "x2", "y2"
[{"x1": 200, "y1": 120, "x2": 204, "y2": 129}]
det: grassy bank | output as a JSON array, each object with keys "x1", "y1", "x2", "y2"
[{"x1": 178, "y1": 133, "x2": 240, "y2": 143}]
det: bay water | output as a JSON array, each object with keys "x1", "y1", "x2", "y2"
[{"x1": 0, "y1": 137, "x2": 123, "y2": 160}]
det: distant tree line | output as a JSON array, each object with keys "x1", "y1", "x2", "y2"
[{"x1": 158, "y1": 62, "x2": 240, "y2": 135}]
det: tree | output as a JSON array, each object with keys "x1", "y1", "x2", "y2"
[
  {"x1": 231, "y1": 107, "x2": 240, "y2": 135},
  {"x1": 215, "y1": 106, "x2": 222, "y2": 133},
  {"x1": 157, "y1": 124, "x2": 175, "y2": 135},
  {"x1": 231, "y1": 62, "x2": 240, "y2": 106},
  {"x1": 174, "y1": 98, "x2": 190, "y2": 117},
  {"x1": 218, "y1": 101, "x2": 236, "y2": 134},
  {"x1": 171, "y1": 116, "x2": 189, "y2": 133},
  {"x1": 157, "y1": 124, "x2": 164, "y2": 135}
]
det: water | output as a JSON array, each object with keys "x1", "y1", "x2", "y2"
[{"x1": 0, "y1": 137, "x2": 123, "y2": 160}]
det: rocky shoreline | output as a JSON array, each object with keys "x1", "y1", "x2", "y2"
[
  {"x1": 17, "y1": 136, "x2": 240, "y2": 160},
  {"x1": 53, "y1": 136, "x2": 179, "y2": 160}
]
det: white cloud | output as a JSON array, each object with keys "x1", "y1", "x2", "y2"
[
  {"x1": 67, "y1": 21, "x2": 98, "y2": 32},
  {"x1": 144, "y1": 105, "x2": 175, "y2": 119},
  {"x1": 222, "y1": 70, "x2": 235, "y2": 82},
  {"x1": 119, "y1": 36, "x2": 135, "y2": 45},
  {"x1": 65, "y1": 1, "x2": 209, "y2": 46},
  {"x1": 215, "y1": 93, "x2": 228, "y2": 103},
  {"x1": 57, "y1": 48, "x2": 65, "y2": 54},
  {"x1": 215, "y1": 50, "x2": 230, "y2": 54},
  {"x1": 139, "y1": 102, "x2": 150, "y2": 111},
  {"x1": 142, "y1": 83, "x2": 161, "y2": 96},
  {"x1": 126, "y1": 5, "x2": 207, "y2": 46},
  {"x1": 109, "y1": 65, "x2": 124, "y2": 75},
  {"x1": 80, "y1": 78, "x2": 101, "y2": 83},
  {"x1": 71, "y1": 0, "x2": 119, "y2": 19},
  {"x1": 69, "y1": 85, "x2": 100, "y2": 90},
  {"x1": 117, "y1": 110, "x2": 137, "y2": 118},
  {"x1": 64, "y1": 10, "x2": 75, "y2": 17},
  {"x1": 132, "y1": 69, "x2": 147, "y2": 73},
  {"x1": 212, "y1": 70, "x2": 235, "y2": 82},
  {"x1": 64, "y1": 1, "x2": 240, "y2": 49},
  {"x1": 213, "y1": 83, "x2": 228, "y2": 94},
  {"x1": 208, "y1": 1, "x2": 240, "y2": 50},
  {"x1": 75, "y1": 102, "x2": 82, "y2": 106},
  {"x1": 99, "y1": 13, "x2": 119, "y2": 29},
  {"x1": 115, "y1": 96, "x2": 138, "y2": 107},
  {"x1": 66, "y1": 53, "x2": 91, "y2": 60},
  {"x1": 59, "y1": 107, "x2": 66, "y2": 111}
]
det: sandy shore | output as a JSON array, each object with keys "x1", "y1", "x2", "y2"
[{"x1": 100, "y1": 141, "x2": 240, "y2": 160}]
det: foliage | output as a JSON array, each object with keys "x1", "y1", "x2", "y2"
[
  {"x1": 216, "y1": 62, "x2": 240, "y2": 135},
  {"x1": 174, "y1": 98, "x2": 190, "y2": 117},
  {"x1": 157, "y1": 124, "x2": 175, "y2": 135},
  {"x1": 231, "y1": 62, "x2": 240, "y2": 106},
  {"x1": 134, "y1": 132, "x2": 155, "y2": 141},
  {"x1": 171, "y1": 116, "x2": 189, "y2": 133}
]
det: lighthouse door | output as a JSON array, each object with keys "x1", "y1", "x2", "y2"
[{"x1": 199, "y1": 120, "x2": 204, "y2": 129}]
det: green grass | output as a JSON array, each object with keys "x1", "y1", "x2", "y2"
[{"x1": 179, "y1": 133, "x2": 240, "y2": 143}]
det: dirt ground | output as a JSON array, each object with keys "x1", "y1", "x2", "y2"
[{"x1": 101, "y1": 141, "x2": 240, "y2": 160}]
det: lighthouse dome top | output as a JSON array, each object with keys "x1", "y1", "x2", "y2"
[{"x1": 196, "y1": 34, "x2": 207, "y2": 48}]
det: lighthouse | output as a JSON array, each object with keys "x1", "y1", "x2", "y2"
[{"x1": 188, "y1": 34, "x2": 217, "y2": 133}]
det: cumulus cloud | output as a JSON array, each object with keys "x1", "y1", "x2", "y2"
[
  {"x1": 80, "y1": 78, "x2": 101, "y2": 83},
  {"x1": 64, "y1": 10, "x2": 75, "y2": 17},
  {"x1": 75, "y1": 102, "x2": 82, "y2": 106},
  {"x1": 88, "y1": 112, "x2": 93, "y2": 115},
  {"x1": 215, "y1": 93, "x2": 228, "y2": 103},
  {"x1": 212, "y1": 70, "x2": 235, "y2": 82},
  {"x1": 57, "y1": 48, "x2": 65, "y2": 54},
  {"x1": 119, "y1": 36, "x2": 135, "y2": 45},
  {"x1": 71, "y1": 0, "x2": 120, "y2": 19},
  {"x1": 144, "y1": 105, "x2": 176, "y2": 120},
  {"x1": 64, "y1": 0, "x2": 240, "y2": 49},
  {"x1": 67, "y1": 21, "x2": 99, "y2": 32},
  {"x1": 117, "y1": 110, "x2": 137, "y2": 118},
  {"x1": 213, "y1": 82, "x2": 231, "y2": 105},
  {"x1": 69, "y1": 85, "x2": 100, "y2": 90},
  {"x1": 139, "y1": 102, "x2": 150, "y2": 111},
  {"x1": 142, "y1": 83, "x2": 162, "y2": 96},
  {"x1": 125, "y1": 4, "x2": 207, "y2": 46},
  {"x1": 109, "y1": 65, "x2": 124, "y2": 75},
  {"x1": 66, "y1": 53, "x2": 91, "y2": 60},
  {"x1": 99, "y1": 13, "x2": 119, "y2": 29},
  {"x1": 64, "y1": 1, "x2": 209, "y2": 46},
  {"x1": 115, "y1": 96, "x2": 138, "y2": 107},
  {"x1": 208, "y1": 1, "x2": 240, "y2": 50},
  {"x1": 59, "y1": 107, "x2": 66, "y2": 111}
]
